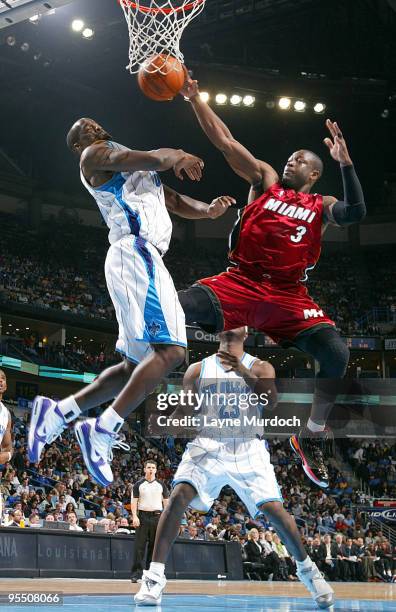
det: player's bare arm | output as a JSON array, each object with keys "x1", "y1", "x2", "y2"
[
  {"x1": 216, "y1": 352, "x2": 277, "y2": 407},
  {"x1": 148, "y1": 363, "x2": 201, "y2": 432},
  {"x1": 169, "y1": 362, "x2": 201, "y2": 421},
  {"x1": 81, "y1": 142, "x2": 204, "y2": 182},
  {"x1": 163, "y1": 185, "x2": 235, "y2": 219},
  {"x1": 322, "y1": 119, "x2": 366, "y2": 227},
  {"x1": 159, "y1": 363, "x2": 201, "y2": 438},
  {"x1": 181, "y1": 76, "x2": 278, "y2": 193},
  {"x1": 0, "y1": 414, "x2": 13, "y2": 464}
]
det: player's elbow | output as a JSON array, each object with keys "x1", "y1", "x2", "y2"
[
  {"x1": 346, "y1": 200, "x2": 366, "y2": 224},
  {"x1": 353, "y1": 200, "x2": 366, "y2": 223},
  {"x1": 332, "y1": 200, "x2": 366, "y2": 226}
]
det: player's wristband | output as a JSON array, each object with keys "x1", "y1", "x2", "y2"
[{"x1": 184, "y1": 94, "x2": 200, "y2": 102}]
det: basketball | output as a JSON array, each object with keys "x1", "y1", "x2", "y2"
[{"x1": 137, "y1": 54, "x2": 186, "y2": 101}]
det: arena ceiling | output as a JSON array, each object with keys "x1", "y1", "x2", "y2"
[{"x1": 0, "y1": 0, "x2": 395, "y2": 203}]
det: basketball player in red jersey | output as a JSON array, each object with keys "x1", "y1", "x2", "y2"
[{"x1": 178, "y1": 77, "x2": 366, "y2": 489}]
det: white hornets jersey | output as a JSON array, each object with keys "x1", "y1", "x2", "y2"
[
  {"x1": 197, "y1": 352, "x2": 262, "y2": 440},
  {"x1": 80, "y1": 141, "x2": 173, "y2": 254},
  {"x1": 0, "y1": 402, "x2": 9, "y2": 446}
]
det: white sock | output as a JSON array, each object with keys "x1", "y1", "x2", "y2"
[
  {"x1": 98, "y1": 406, "x2": 124, "y2": 433},
  {"x1": 296, "y1": 556, "x2": 313, "y2": 570},
  {"x1": 58, "y1": 396, "x2": 81, "y2": 423},
  {"x1": 149, "y1": 562, "x2": 165, "y2": 577},
  {"x1": 307, "y1": 418, "x2": 325, "y2": 433}
]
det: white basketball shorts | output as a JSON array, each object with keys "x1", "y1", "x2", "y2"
[
  {"x1": 172, "y1": 437, "x2": 283, "y2": 518},
  {"x1": 105, "y1": 235, "x2": 187, "y2": 364}
]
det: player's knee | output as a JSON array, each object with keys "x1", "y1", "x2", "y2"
[
  {"x1": 155, "y1": 344, "x2": 186, "y2": 369},
  {"x1": 178, "y1": 286, "x2": 218, "y2": 330},
  {"x1": 304, "y1": 328, "x2": 350, "y2": 378},
  {"x1": 259, "y1": 500, "x2": 285, "y2": 519},
  {"x1": 319, "y1": 338, "x2": 350, "y2": 377},
  {"x1": 122, "y1": 359, "x2": 135, "y2": 378}
]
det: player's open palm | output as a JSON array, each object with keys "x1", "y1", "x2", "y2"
[
  {"x1": 207, "y1": 196, "x2": 236, "y2": 219},
  {"x1": 173, "y1": 153, "x2": 204, "y2": 181},
  {"x1": 323, "y1": 119, "x2": 352, "y2": 165}
]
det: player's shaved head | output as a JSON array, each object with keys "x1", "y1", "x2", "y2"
[
  {"x1": 66, "y1": 118, "x2": 112, "y2": 156},
  {"x1": 302, "y1": 149, "x2": 324, "y2": 177},
  {"x1": 282, "y1": 149, "x2": 323, "y2": 191}
]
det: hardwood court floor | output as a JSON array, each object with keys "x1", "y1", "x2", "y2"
[{"x1": 0, "y1": 578, "x2": 394, "y2": 601}]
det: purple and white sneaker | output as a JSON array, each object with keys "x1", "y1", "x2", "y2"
[
  {"x1": 74, "y1": 418, "x2": 130, "y2": 487},
  {"x1": 28, "y1": 396, "x2": 68, "y2": 463}
]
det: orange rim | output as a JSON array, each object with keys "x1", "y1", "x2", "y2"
[{"x1": 119, "y1": 0, "x2": 204, "y2": 14}]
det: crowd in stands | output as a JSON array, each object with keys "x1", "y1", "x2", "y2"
[
  {"x1": 0, "y1": 327, "x2": 118, "y2": 373},
  {"x1": 0, "y1": 213, "x2": 112, "y2": 320},
  {"x1": 340, "y1": 438, "x2": 396, "y2": 499},
  {"x1": 2, "y1": 409, "x2": 395, "y2": 583},
  {"x1": 0, "y1": 212, "x2": 395, "y2": 336}
]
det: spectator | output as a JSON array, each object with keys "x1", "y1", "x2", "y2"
[
  {"x1": 67, "y1": 512, "x2": 83, "y2": 532},
  {"x1": 6, "y1": 509, "x2": 24, "y2": 527},
  {"x1": 244, "y1": 529, "x2": 269, "y2": 580},
  {"x1": 29, "y1": 514, "x2": 41, "y2": 528},
  {"x1": 116, "y1": 518, "x2": 131, "y2": 534}
]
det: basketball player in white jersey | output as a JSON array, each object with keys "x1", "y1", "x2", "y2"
[
  {"x1": 0, "y1": 370, "x2": 13, "y2": 521},
  {"x1": 135, "y1": 328, "x2": 334, "y2": 609},
  {"x1": 28, "y1": 118, "x2": 234, "y2": 487}
]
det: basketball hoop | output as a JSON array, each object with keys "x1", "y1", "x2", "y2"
[{"x1": 118, "y1": 0, "x2": 206, "y2": 74}]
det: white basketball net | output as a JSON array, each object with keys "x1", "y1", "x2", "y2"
[{"x1": 119, "y1": 0, "x2": 206, "y2": 74}]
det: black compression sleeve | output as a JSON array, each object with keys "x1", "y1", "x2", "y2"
[
  {"x1": 341, "y1": 164, "x2": 364, "y2": 205},
  {"x1": 331, "y1": 164, "x2": 366, "y2": 225}
]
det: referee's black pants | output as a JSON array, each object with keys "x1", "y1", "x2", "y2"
[{"x1": 131, "y1": 510, "x2": 161, "y2": 577}]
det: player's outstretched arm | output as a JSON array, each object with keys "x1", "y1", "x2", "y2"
[
  {"x1": 0, "y1": 413, "x2": 13, "y2": 464},
  {"x1": 81, "y1": 142, "x2": 204, "y2": 181},
  {"x1": 181, "y1": 77, "x2": 278, "y2": 190},
  {"x1": 164, "y1": 185, "x2": 235, "y2": 219},
  {"x1": 323, "y1": 119, "x2": 366, "y2": 226}
]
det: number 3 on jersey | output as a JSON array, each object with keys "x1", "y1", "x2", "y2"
[{"x1": 290, "y1": 226, "x2": 307, "y2": 243}]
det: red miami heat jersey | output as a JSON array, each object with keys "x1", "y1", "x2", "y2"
[{"x1": 229, "y1": 182, "x2": 323, "y2": 282}]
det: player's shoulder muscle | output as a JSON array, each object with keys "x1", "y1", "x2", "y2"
[
  {"x1": 248, "y1": 169, "x2": 279, "y2": 203},
  {"x1": 81, "y1": 142, "x2": 112, "y2": 170},
  {"x1": 81, "y1": 141, "x2": 132, "y2": 172},
  {"x1": 251, "y1": 359, "x2": 275, "y2": 379},
  {"x1": 257, "y1": 160, "x2": 279, "y2": 189}
]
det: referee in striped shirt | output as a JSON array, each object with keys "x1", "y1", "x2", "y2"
[{"x1": 130, "y1": 460, "x2": 169, "y2": 582}]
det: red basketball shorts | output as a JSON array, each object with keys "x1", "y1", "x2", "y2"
[{"x1": 197, "y1": 267, "x2": 335, "y2": 344}]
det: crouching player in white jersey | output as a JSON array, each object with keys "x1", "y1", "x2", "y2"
[
  {"x1": 135, "y1": 328, "x2": 334, "y2": 609},
  {"x1": 28, "y1": 118, "x2": 234, "y2": 487},
  {"x1": 0, "y1": 370, "x2": 13, "y2": 521}
]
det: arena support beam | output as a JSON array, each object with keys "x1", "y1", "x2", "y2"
[{"x1": 0, "y1": 0, "x2": 75, "y2": 29}]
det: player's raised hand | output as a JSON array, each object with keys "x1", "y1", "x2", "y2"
[
  {"x1": 217, "y1": 350, "x2": 245, "y2": 374},
  {"x1": 323, "y1": 119, "x2": 353, "y2": 166},
  {"x1": 180, "y1": 72, "x2": 199, "y2": 100},
  {"x1": 173, "y1": 153, "x2": 204, "y2": 181},
  {"x1": 207, "y1": 195, "x2": 236, "y2": 219}
]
